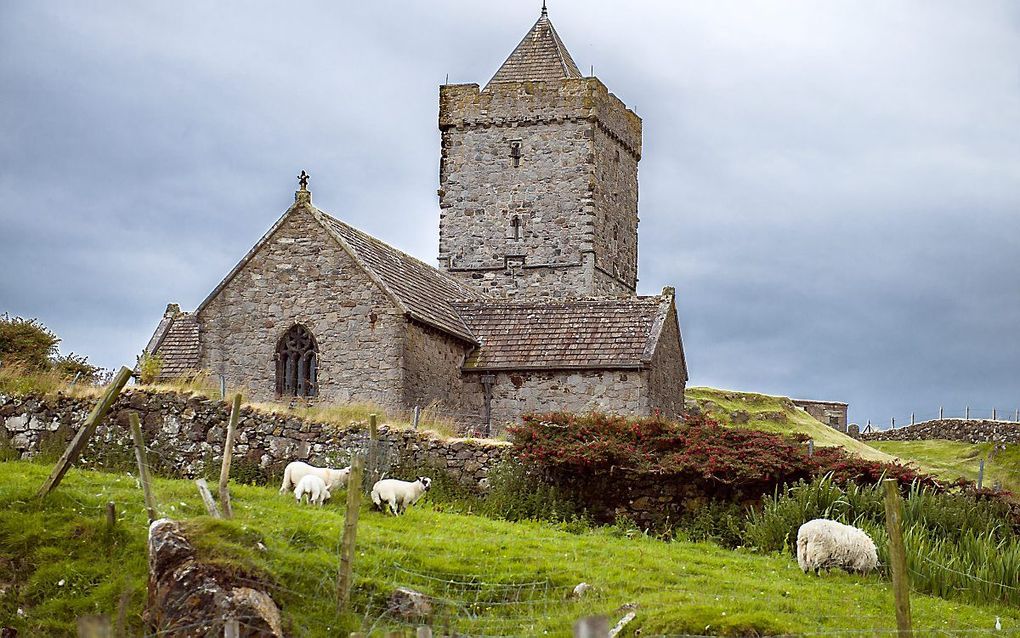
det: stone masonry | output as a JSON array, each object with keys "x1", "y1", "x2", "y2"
[
  {"x1": 145, "y1": 7, "x2": 688, "y2": 433},
  {"x1": 198, "y1": 205, "x2": 408, "y2": 410},
  {"x1": 437, "y1": 78, "x2": 641, "y2": 299},
  {"x1": 0, "y1": 391, "x2": 508, "y2": 489},
  {"x1": 862, "y1": 419, "x2": 1020, "y2": 445}
]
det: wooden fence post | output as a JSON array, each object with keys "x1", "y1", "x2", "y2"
[
  {"x1": 365, "y1": 414, "x2": 379, "y2": 494},
  {"x1": 910, "y1": 413, "x2": 914, "y2": 426},
  {"x1": 992, "y1": 408, "x2": 997, "y2": 421},
  {"x1": 412, "y1": 405, "x2": 421, "y2": 430},
  {"x1": 977, "y1": 459, "x2": 985, "y2": 490},
  {"x1": 128, "y1": 413, "x2": 159, "y2": 522},
  {"x1": 966, "y1": 406, "x2": 970, "y2": 420},
  {"x1": 939, "y1": 406, "x2": 943, "y2": 420},
  {"x1": 196, "y1": 479, "x2": 222, "y2": 518},
  {"x1": 807, "y1": 440, "x2": 814, "y2": 457},
  {"x1": 105, "y1": 502, "x2": 116, "y2": 529},
  {"x1": 37, "y1": 366, "x2": 133, "y2": 498},
  {"x1": 337, "y1": 455, "x2": 364, "y2": 611},
  {"x1": 573, "y1": 615, "x2": 609, "y2": 638},
  {"x1": 218, "y1": 394, "x2": 242, "y2": 519},
  {"x1": 883, "y1": 479, "x2": 913, "y2": 638}
]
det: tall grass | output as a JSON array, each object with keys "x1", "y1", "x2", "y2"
[
  {"x1": 745, "y1": 475, "x2": 1020, "y2": 606},
  {"x1": 0, "y1": 361, "x2": 103, "y2": 399}
]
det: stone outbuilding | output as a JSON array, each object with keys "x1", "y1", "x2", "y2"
[{"x1": 145, "y1": 7, "x2": 689, "y2": 433}]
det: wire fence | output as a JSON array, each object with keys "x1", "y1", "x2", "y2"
[{"x1": 861, "y1": 406, "x2": 1020, "y2": 433}]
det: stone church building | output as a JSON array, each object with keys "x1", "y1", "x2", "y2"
[{"x1": 145, "y1": 7, "x2": 689, "y2": 433}]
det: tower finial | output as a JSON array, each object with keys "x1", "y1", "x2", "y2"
[
  {"x1": 541, "y1": 0, "x2": 547, "y2": 17},
  {"x1": 298, "y1": 170, "x2": 310, "y2": 191}
]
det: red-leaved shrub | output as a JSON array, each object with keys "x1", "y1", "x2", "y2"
[{"x1": 508, "y1": 411, "x2": 938, "y2": 501}]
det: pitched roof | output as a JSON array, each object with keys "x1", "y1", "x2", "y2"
[
  {"x1": 452, "y1": 296, "x2": 674, "y2": 370},
  {"x1": 486, "y1": 9, "x2": 583, "y2": 88},
  {"x1": 146, "y1": 309, "x2": 200, "y2": 379},
  {"x1": 313, "y1": 210, "x2": 481, "y2": 342},
  {"x1": 190, "y1": 194, "x2": 482, "y2": 344}
]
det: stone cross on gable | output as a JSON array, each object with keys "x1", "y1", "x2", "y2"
[{"x1": 298, "y1": 170, "x2": 310, "y2": 190}]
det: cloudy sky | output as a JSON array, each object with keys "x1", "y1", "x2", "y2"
[{"x1": 1, "y1": 1, "x2": 1018, "y2": 426}]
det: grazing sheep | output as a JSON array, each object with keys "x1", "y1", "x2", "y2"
[
  {"x1": 294, "y1": 474, "x2": 331, "y2": 506},
  {"x1": 797, "y1": 518, "x2": 879, "y2": 574},
  {"x1": 279, "y1": 461, "x2": 350, "y2": 494},
  {"x1": 371, "y1": 477, "x2": 432, "y2": 516}
]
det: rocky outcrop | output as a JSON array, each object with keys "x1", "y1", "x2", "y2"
[
  {"x1": 146, "y1": 519, "x2": 283, "y2": 637},
  {"x1": 0, "y1": 390, "x2": 509, "y2": 489},
  {"x1": 862, "y1": 419, "x2": 1020, "y2": 444}
]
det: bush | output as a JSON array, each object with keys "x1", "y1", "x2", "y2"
[
  {"x1": 52, "y1": 352, "x2": 100, "y2": 384},
  {"x1": 136, "y1": 352, "x2": 164, "y2": 385},
  {"x1": 509, "y1": 411, "x2": 934, "y2": 499},
  {"x1": 0, "y1": 314, "x2": 59, "y2": 371},
  {"x1": 478, "y1": 462, "x2": 578, "y2": 523}
]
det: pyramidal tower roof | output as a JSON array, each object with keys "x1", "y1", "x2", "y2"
[{"x1": 485, "y1": 4, "x2": 583, "y2": 88}]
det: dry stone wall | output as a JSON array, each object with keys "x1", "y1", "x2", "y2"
[
  {"x1": 862, "y1": 419, "x2": 1020, "y2": 445},
  {"x1": 0, "y1": 390, "x2": 509, "y2": 489}
]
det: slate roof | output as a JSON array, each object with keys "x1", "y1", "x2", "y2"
[
  {"x1": 452, "y1": 297, "x2": 673, "y2": 370},
  {"x1": 486, "y1": 9, "x2": 583, "y2": 88},
  {"x1": 147, "y1": 310, "x2": 200, "y2": 379},
  {"x1": 314, "y1": 210, "x2": 481, "y2": 342}
]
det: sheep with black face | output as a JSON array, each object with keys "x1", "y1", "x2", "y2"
[{"x1": 371, "y1": 477, "x2": 432, "y2": 516}]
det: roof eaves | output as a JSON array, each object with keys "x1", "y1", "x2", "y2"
[
  {"x1": 462, "y1": 363, "x2": 646, "y2": 373},
  {"x1": 195, "y1": 203, "x2": 303, "y2": 315}
]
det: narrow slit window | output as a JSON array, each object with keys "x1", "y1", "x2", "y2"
[
  {"x1": 509, "y1": 141, "x2": 522, "y2": 167},
  {"x1": 510, "y1": 215, "x2": 521, "y2": 241}
]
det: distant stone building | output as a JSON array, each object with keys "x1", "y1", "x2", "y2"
[
  {"x1": 145, "y1": 7, "x2": 688, "y2": 433},
  {"x1": 792, "y1": 399, "x2": 849, "y2": 431}
]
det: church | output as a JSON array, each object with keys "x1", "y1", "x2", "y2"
[{"x1": 144, "y1": 7, "x2": 689, "y2": 434}]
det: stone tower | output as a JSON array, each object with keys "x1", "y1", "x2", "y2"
[{"x1": 437, "y1": 6, "x2": 642, "y2": 298}]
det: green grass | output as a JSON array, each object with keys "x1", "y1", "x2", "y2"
[
  {"x1": 688, "y1": 387, "x2": 897, "y2": 463},
  {"x1": 1, "y1": 461, "x2": 1018, "y2": 636},
  {"x1": 869, "y1": 440, "x2": 1020, "y2": 492}
]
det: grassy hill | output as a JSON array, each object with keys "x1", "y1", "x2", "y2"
[
  {"x1": 687, "y1": 387, "x2": 897, "y2": 463},
  {"x1": 2, "y1": 460, "x2": 1017, "y2": 636},
  {"x1": 868, "y1": 440, "x2": 1020, "y2": 493}
]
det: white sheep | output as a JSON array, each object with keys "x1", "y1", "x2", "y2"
[
  {"x1": 279, "y1": 461, "x2": 350, "y2": 494},
  {"x1": 294, "y1": 474, "x2": 331, "y2": 506},
  {"x1": 797, "y1": 518, "x2": 879, "y2": 574},
  {"x1": 371, "y1": 476, "x2": 432, "y2": 516}
]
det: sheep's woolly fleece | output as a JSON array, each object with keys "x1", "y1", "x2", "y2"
[{"x1": 797, "y1": 518, "x2": 879, "y2": 574}]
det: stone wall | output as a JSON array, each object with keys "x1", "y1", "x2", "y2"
[
  {"x1": 646, "y1": 301, "x2": 687, "y2": 419},
  {"x1": 0, "y1": 390, "x2": 508, "y2": 489},
  {"x1": 862, "y1": 419, "x2": 1020, "y2": 444},
  {"x1": 592, "y1": 125, "x2": 639, "y2": 292},
  {"x1": 470, "y1": 369, "x2": 650, "y2": 436},
  {"x1": 792, "y1": 399, "x2": 848, "y2": 431},
  {"x1": 437, "y1": 78, "x2": 641, "y2": 298},
  {"x1": 401, "y1": 321, "x2": 481, "y2": 422},
  {"x1": 199, "y1": 204, "x2": 407, "y2": 409}
]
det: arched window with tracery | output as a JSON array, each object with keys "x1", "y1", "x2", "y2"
[{"x1": 275, "y1": 324, "x2": 317, "y2": 397}]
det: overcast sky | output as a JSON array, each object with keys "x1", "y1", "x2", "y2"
[{"x1": 1, "y1": 1, "x2": 1018, "y2": 426}]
